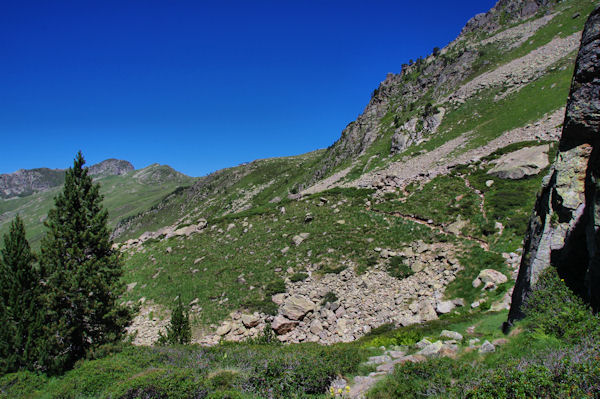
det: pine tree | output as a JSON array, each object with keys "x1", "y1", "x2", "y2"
[
  {"x1": 158, "y1": 296, "x2": 191, "y2": 345},
  {"x1": 0, "y1": 215, "x2": 44, "y2": 373},
  {"x1": 39, "y1": 152, "x2": 131, "y2": 374}
]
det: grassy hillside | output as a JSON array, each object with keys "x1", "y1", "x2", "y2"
[
  {"x1": 1, "y1": 1, "x2": 598, "y2": 398},
  {"x1": 0, "y1": 164, "x2": 195, "y2": 247}
]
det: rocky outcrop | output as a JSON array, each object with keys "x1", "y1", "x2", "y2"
[
  {"x1": 508, "y1": 6, "x2": 600, "y2": 323},
  {"x1": 461, "y1": 0, "x2": 551, "y2": 36},
  {"x1": 88, "y1": 158, "x2": 134, "y2": 177}
]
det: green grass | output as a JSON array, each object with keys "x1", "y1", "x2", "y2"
[
  {"x1": 121, "y1": 187, "x2": 448, "y2": 325},
  {"x1": 0, "y1": 342, "x2": 368, "y2": 399},
  {"x1": 0, "y1": 164, "x2": 195, "y2": 248}
]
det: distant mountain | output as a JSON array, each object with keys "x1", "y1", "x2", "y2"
[
  {"x1": 0, "y1": 161, "x2": 195, "y2": 247},
  {"x1": 0, "y1": 159, "x2": 134, "y2": 199},
  {"x1": 88, "y1": 159, "x2": 134, "y2": 177},
  {"x1": 0, "y1": 168, "x2": 65, "y2": 199}
]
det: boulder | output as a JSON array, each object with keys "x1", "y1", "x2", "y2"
[
  {"x1": 271, "y1": 315, "x2": 298, "y2": 335},
  {"x1": 292, "y1": 233, "x2": 310, "y2": 246},
  {"x1": 416, "y1": 341, "x2": 443, "y2": 356},
  {"x1": 436, "y1": 301, "x2": 456, "y2": 314},
  {"x1": 487, "y1": 145, "x2": 550, "y2": 179},
  {"x1": 271, "y1": 293, "x2": 286, "y2": 305},
  {"x1": 241, "y1": 314, "x2": 260, "y2": 328},
  {"x1": 216, "y1": 322, "x2": 232, "y2": 336},
  {"x1": 479, "y1": 340, "x2": 495, "y2": 353},
  {"x1": 473, "y1": 269, "x2": 508, "y2": 289},
  {"x1": 281, "y1": 295, "x2": 316, "y2": 320},
  {"x1": 309, "y1": 319, "x2": 323, "y2": 335},
  {"x1": 440, "y1": 330, "x2": 463, "y2": 340}
]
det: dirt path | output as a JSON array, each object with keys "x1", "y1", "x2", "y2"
[
  {"x1": 463, "y1": 176, "x2": 487, "y2": 220},
  {"x1": 369, "y1": 207, "x2": 489, "y2": 250}
]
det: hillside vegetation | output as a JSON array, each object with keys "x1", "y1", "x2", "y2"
[{"x1": 1, "y1": 0, "x2": 599, "y2": 397}]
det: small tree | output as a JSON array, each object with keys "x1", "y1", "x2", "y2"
[
  {"x1": 39, "y1": 152, "x2": 131, "y2": 374},
  {"x1": 158, "y1": 296, "x2": 191, "y2": 345},
  {"x1": 433, "y1": 46, "x2": 440, "y2": 56},
  {"x1": 0, "y1": 216, "x2": 44, "y2": 373}
]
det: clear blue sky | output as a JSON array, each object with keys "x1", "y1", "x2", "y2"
[{"x1": 1, "y1": 0, "x2": 497, "y2": 177}]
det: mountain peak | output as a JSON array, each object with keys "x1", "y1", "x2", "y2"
[{"x1": 88, "y1": 159, "x2": 134, "y2": 177}]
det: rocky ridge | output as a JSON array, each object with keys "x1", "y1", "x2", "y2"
[{"x1": 0, "y1": 158, "x2": 134, "y2": 199}]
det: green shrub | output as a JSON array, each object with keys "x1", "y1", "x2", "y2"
[
  {"x1": 245, "y1": 325, "x2": 280, "y2": 345},
  {"x1": 387, "y1": 256, "x2": 414, "y2": 279},
  {"x1": 209, "y1": 370, "x2": 241, "y2": 391},
  {"x1": 362, "y1": 329, "x2": 421, "y2": 348},
  {"x1": 523, "y1": 268, "x2": 600, "y2": 341},
  {"x1": 320, "y1": 265, "x2": 346, "y2": 274},
  {"x1": 289, "y1": 272, "x2": 308, "y2": 283},
  {"x1": 321, "y1": 291, "x2": 338, "y2": 306},
  {"x1": 264, "y1": 279, "x2": 286, "y2": 297}
]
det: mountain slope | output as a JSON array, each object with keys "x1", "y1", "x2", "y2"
[{"x1": 0, "y1": 162, "x2": 195, "y2": 246}]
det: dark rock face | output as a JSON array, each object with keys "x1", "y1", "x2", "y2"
[
  {"x1": 88, "y1": 159, "x2": 134, "y2": 177},
  {"x1": 508, "y1": 6, "x2": 600, "y2": 323}
]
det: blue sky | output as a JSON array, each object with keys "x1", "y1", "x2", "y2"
[{"x1": 1, "y1": 0, "x2": 497, "y2": 177}]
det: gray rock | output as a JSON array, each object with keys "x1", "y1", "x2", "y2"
[
  {"x1": 292, "y1": 233, "x2": 310, "y2": 246},
  {"x1": 416, "y1": 341, "x2": 443, "y2": 356},
  {"x1": 440, "y1": 330, "x2": 463, "y2": 340},
  {"x1": 487, "y1": 145, "x2": 550, "y2": 179},
  {"x1": 241, "y1": 314, "x2": 260, "y2": 328},
  {"x1": 281, "y1": 295, "x2": 316, "y2": 320},
  {"x1": 414, "y1": 338, "x2": 432, "y2": 349},
  {"x1": 271, "y1": 315, "x2": 298, "y2": 335},
  {"x1": 216, "y1": 322, "x2": 232, "y2": 336},
  {"x1": 479, "y1": 340, "x2": 495, "y2": 353},
  {"x1": 436, "y1": 301, "x2": 456, "y2": 314},
  {"x1": 509, "y1": 6, "x2": 600, "y2": 322},
  {"x1": 366, "y1": 355, "x2": 392, "y2": 365}
]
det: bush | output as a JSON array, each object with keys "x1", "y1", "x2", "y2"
[
  {"x1": 387, "y1": 256, "x2": 414, "y2": 279},
  {"x1": 289, "y1": 272, "x2": 308, "y2": 283},
  {"x1": 264, "y1": 279, "x2": 286, "y2": 297},
  {"x1": 321, "y1": 291, "x2": 338, "y2": 306},
  {"x1": 523, "y1": 268, "x2": 600, "y2": 342},
  {"x1": 245, "y1": 325, "x2": 280, "y2": 345}
]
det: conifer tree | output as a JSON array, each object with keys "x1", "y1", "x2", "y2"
[
  {"x1": 39, "y1": 152, "x2": 131, "y2": 373},
  {"x1": 0, "y1": 215, "x2": 43, "y2": 373},
  {"x1": 158, "y1": 296, "x2": 191, "y2": 345}
]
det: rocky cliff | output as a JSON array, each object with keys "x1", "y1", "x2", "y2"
[{"x1": 508, "y1": 5, "x2": 600, "y2": 323}]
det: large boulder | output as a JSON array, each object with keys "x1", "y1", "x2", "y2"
[
  {"x1": 487, "y1": 145, "x2": 550, "y2": 179},
  {"x1": 281, "y1": 295, "x2": 316, "y2": 321},
  {"x1": 472, "y1": 269, "x2": 508, "y2": 289},
  {"x1": 508, "y1": 6, "x2": 600, "y2": 323},
  {"x1": 271, "y1": 315, "x2": 298, "y2": 335}
]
